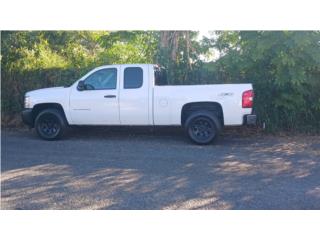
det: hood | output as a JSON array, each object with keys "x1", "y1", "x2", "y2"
[
  {"x1": 25, "y1": 86, "x2": 71, "y2": 108},
  {"x1": 26, "y1": 86, "x2": 67, "y2": 96}
]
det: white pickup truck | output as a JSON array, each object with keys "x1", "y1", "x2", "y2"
[{"x1": 22, "y1": 64, "x2": 256, "y2": 144}]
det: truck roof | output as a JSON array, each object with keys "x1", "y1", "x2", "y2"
[{"x1": 94, "y1": 63, "x2": 155, "y2": 69}]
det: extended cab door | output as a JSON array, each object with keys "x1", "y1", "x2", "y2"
[
  {"x1": 69, "y1": 67, "x2": 120, "y2": 125},
  {"x1": 119, "y1": 65, "x2": 149, "y2": 125}
]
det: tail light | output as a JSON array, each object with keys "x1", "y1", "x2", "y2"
[{"x1": 242, "y1": 90, "x2": 254, "y2": 108}]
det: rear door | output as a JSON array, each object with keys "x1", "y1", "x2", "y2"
[{"x1": 119, "y1": 65, "x2": 149, "y2": 125}]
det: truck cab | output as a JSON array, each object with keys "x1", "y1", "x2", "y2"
[{"x1": 70, "y1": 64, "x2": 152, "y2": 125}]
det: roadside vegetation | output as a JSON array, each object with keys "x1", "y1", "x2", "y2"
[{"x1": 1, "y1": 31, "x2": 320, "y2": 132}]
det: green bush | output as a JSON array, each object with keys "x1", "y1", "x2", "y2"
[
  {"x1": 203, "y1": 31, "x2": 320, "y2": 132},
  {"x1": 1, "y1": 31, "x2": 320, "y2": 132}
]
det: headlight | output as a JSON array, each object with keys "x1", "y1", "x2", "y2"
[{"x1": 24, "y1": 95, "x2": 31, "y2": 108}]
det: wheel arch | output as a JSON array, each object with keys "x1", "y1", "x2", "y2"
[
  {"x1": 181, "y1": 102, "x2": 224, "y2": 127},
  {"x1": 31, "y1": 103, "x2": 68, "y2": 127}
]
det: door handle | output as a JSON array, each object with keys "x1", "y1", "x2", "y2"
[{"x1": 104, "y1": 95, "x2": 116, "y2": 98}]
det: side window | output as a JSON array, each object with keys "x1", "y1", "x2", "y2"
[
  {"x1": 84, "y1": 68, "x2": 117, "y2": 90},
  {"x1": 124, "y1": 67, "x2": 143, "y2": 89}
]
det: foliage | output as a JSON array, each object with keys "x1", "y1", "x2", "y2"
[
  {"x1": 98, "y1": 31, "x2": 158, "y2": 64},
  {"x1": 1, "y1": 30, "x2": 320, "y2": 132},
  {"x1": 211, "y1": 31, "x2": 320, "y2": 131},
  {"x1": 156, "y1": 31, "x2": 210, "y2": 84}
]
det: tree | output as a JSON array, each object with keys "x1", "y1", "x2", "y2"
[
  {"x1": 213, "y1": 31, "x2": 320, "y2": 131},
  {"x1": 156, "y1": 31, "x2": 207, "y2": 84},
  {"x1": 2, "y1": 30, "x2": 320, "y2": 131}
]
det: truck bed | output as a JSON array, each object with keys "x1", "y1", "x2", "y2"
[{"x1": 153, "y1": 84, "x2": 253, "y2": 125}]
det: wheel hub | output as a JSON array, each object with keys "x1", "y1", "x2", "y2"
[
  {"x1": 191, "y1": 118, "x2": 214, "y2": 140},
  {"x1": 39, "y1": 114, "x2": 60, "y2": 137}
]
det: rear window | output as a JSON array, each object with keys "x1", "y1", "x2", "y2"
[
  {"x1": 154, "y1": 66, "x2": 168, "y2": 86},
  {"x1": 124, "y1": 67, "x2": 143, "y2": 89}
]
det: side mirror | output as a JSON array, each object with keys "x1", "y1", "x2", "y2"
[{"x1": 77, "y1": 80, "x2": 86, "y2": 91}]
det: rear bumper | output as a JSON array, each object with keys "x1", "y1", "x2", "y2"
[
  {"x1": 244, "y1": 114, "x2": 257, "y2": 125},
  {"x1": 21, "y1": 109, "x2": 33, "y2": 127}
]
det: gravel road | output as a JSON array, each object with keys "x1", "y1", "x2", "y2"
[{"x1": 1, "y1": 127, "x2": 320, "y2": 209}]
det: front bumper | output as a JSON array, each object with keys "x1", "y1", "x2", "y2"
[
  {"x1": 21, "y1": 109, "x2": 34, "y2": 127},
  {"x1": 244, "y1": 114, "x2": 257, "y2": 125}
]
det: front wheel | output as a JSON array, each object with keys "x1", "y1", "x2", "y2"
[
  {"x1": 35, "y1": 109, "x2": 67, "y2": 140},
  {"x1": 185, "y1": 112, "x2": 221, "y2": 145}
]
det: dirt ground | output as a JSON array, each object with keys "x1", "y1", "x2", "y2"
[{"x1": 1, "y1": 127, "x2": 320, "y2": 209}]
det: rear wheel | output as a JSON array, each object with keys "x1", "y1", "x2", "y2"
[
  {"x1": 185, "y1": 111, "x2": 221, "y2": 145},
  {"x1": 35, "y1": 109, "x2": 67, "y2": 140}
]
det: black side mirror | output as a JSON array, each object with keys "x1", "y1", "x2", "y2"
[{"x1": 77, "y1": 80, "x2": 86, "y2": 91}]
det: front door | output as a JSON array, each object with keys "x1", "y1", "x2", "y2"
[{"x1": 69, "y1": 67, "x2": 120, "y2": 125}]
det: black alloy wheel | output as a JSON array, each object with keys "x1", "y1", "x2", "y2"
[
  {"x1": 187, "y1": 116, "x2": 218, "y2": 144},
  {"x1": 35, "y1": 108, "x2": 67, "y2": 140}
]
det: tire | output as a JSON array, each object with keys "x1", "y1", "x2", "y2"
[
  {"x1": 184, "y1": 111, "x2": 222, "y2": 145},
  {"x1": 34, "y1": 108, "x2": 67, "y2": 140}
]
